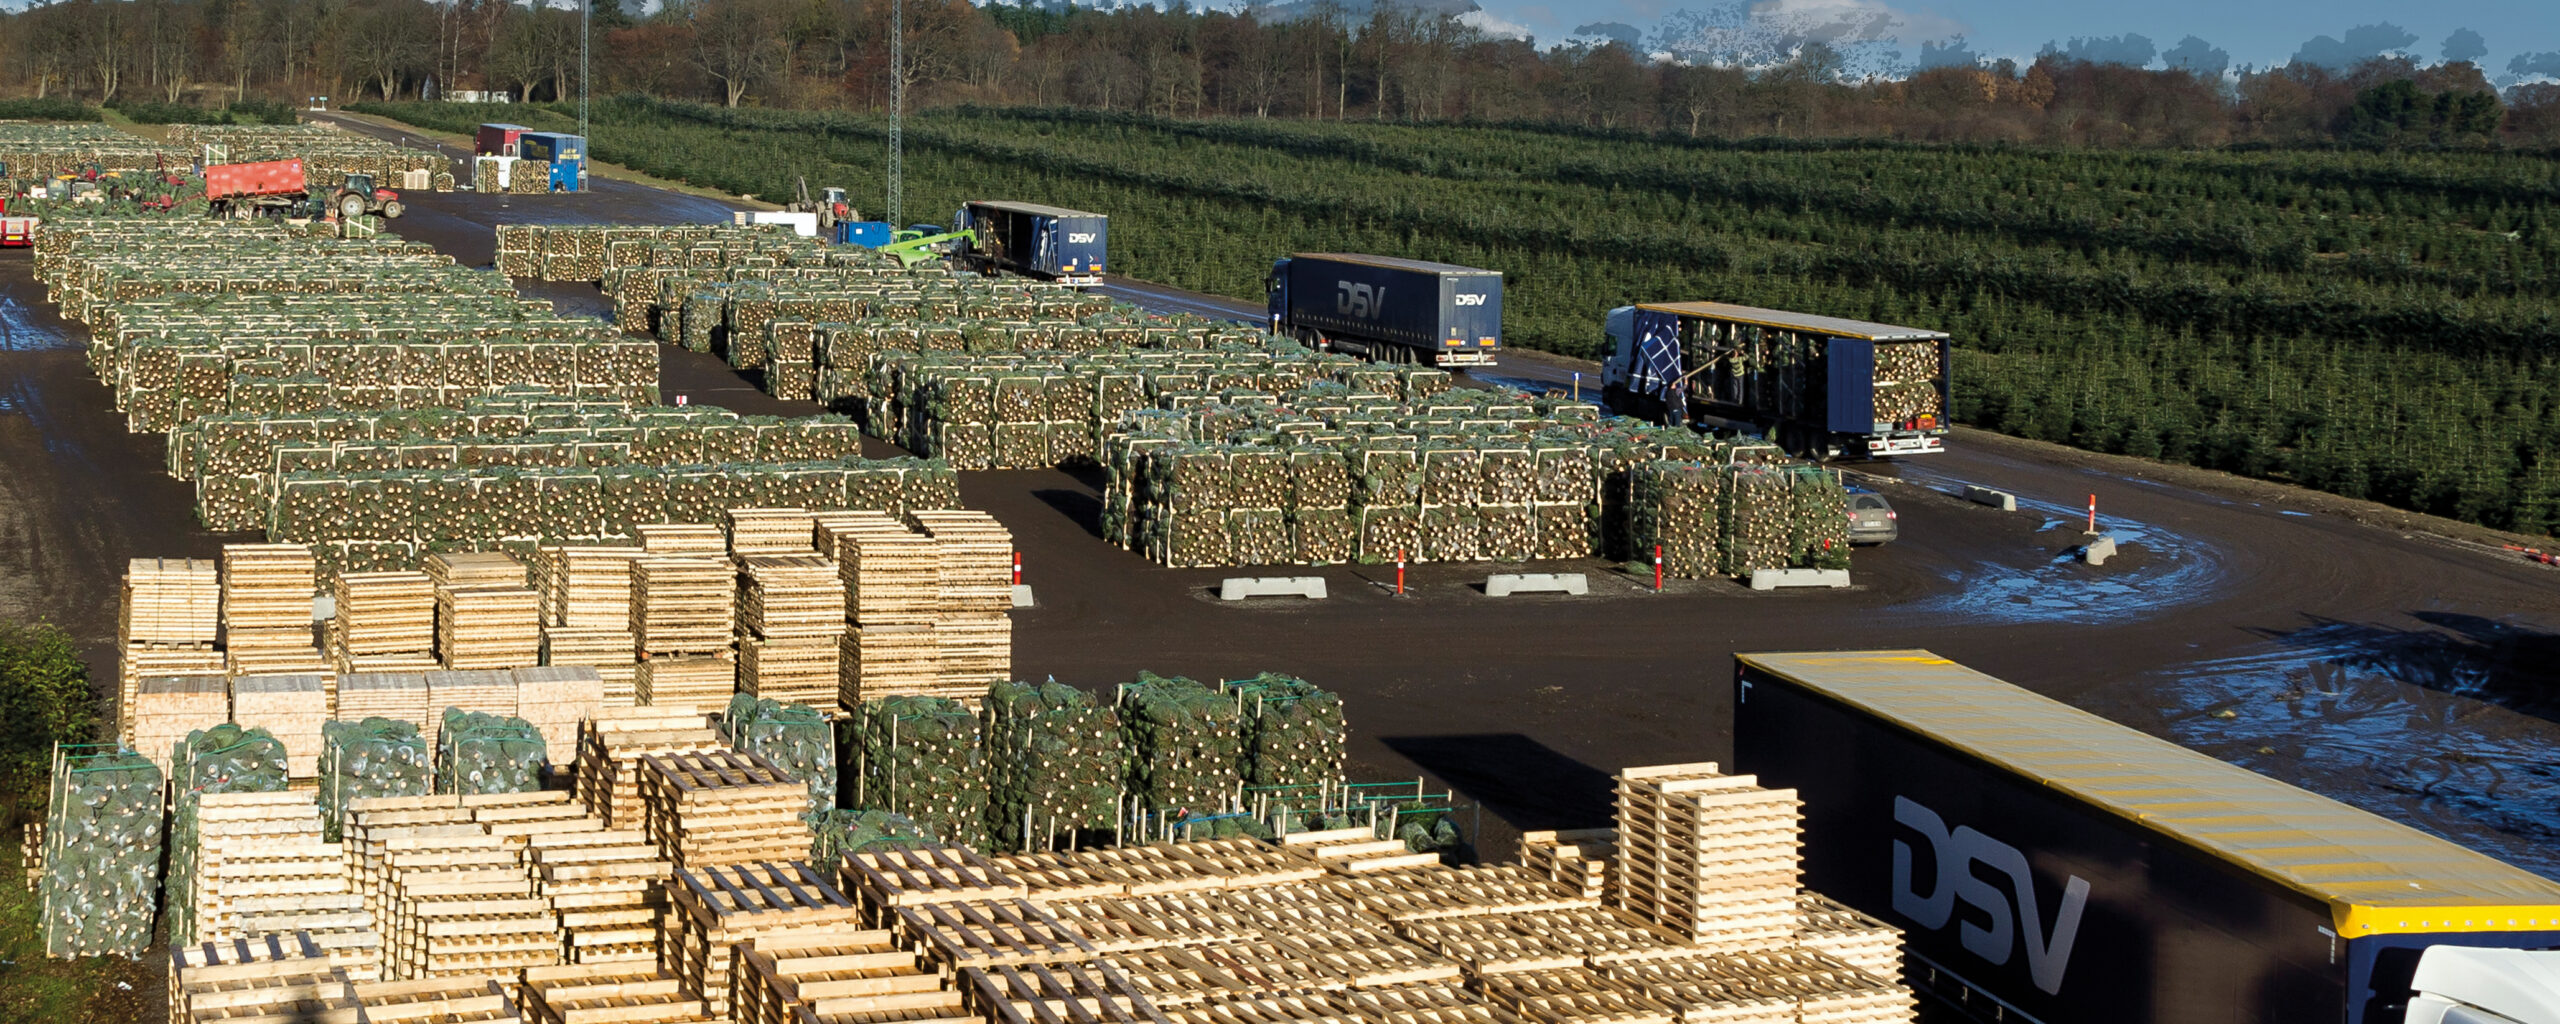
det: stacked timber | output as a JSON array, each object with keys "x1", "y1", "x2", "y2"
[
  {"x1": 1596, "y1": 949, "x2": 1915, "y2": 1022},
  {"x1": 632, "y1": 557, "x2": 734, "y2": 656},
  {"x1": 223, "y1": 543, "x2": 324, "y2": 675},
  {"x1": 128, "y1": 674, "x2": 228, "y2": 778},
  {"x1": 120, "y1": 645, "x2": 228, "y2": 746},
  {"x1": 336, "y1": 672, "x2": 433, "y2": 732},
  {"x1": 642, "y1": 748, "x2": 811, "y2": 869},
  {"x1": 427, "y1": 551, "x2": 531, "y2": 589},
  {"x1": 378, "y1": 830, "x2": 559, "y2": 987},
  {"x1": 575, "y1": 707, "x2": 720, "y2": 828},
  {"x1": 328, "y1": 571, "x2": 436, "y2": 669},
  {"x1": 522, "y1": 964, "x2": 713, "y2": 1024},
  {"x1": 1608, "y1": 762, "x2": 1802, "y2": 947},
  {"x1": 911, "y1": 511, "x2": 1014, "y2": 696},
  {"x1": 230, "y1": 673, "x2": 329, "y2": 778},
  {"x1": 124, "y1": 557, "x2": 220, "y2": 644},
  {"x1": 734, "y1": 931, "x2": 952, "y2": 1024},
  {"x1": 1518, "y1": 828, "x2": 1616, "y2": 901},
  {"x1": 740, "y1": 555, "x2": 845, "y2": 708},
  {"x1": 834, "y1": 513, "x2": 941, "y2": 705},
  {"x1": 534, "y1": 545, "x2": 641, "y2": 629},
  {"x1": 667, "y1": 860, "x2": 866, "y2": 1018},
  {"x1": 171, "y1": 792, "x2": 324, "y2": 944},
  {"x1": 637, "y1": 653, "x2": 737, "y2": 714},
  {"x1": 639, "y1": 523, "x2": 727, "y2": 556},
  {"x1": 341, "y1": 796, "x2": 477, "y2": 924},
  {"x1": 168, "y1": 934, "x2": 359, "y2": 1024},
  {"x1": 528, "y1": 831, "x2": 671, "y2": 966},
  {"x1": 198, "y1": 799, "x2": 382, "y2": 981},
  {"x1": 513, "y1": 665, "x2": 605, "y2": 774},
  {"x1": 544, "y1": 627, "x2": 639, "y2": 707},
  {"x1": 437, "y1": 584, "x2": 543, "y2": 670},
  {"x1": 352, "y1": 976, "x2": 522, "y2": 1024},
  {"x1": 728, "y1": 507, "x2": 819, "y2": 558}
]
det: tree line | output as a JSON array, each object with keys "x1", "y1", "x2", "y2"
[{"x1": 5, "y1": 0, "x2": 2559, "y2": 148}]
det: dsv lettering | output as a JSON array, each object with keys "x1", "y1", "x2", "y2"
[{"x1": 1893, "y1": 796, "x2": 2091, "y2": 995}]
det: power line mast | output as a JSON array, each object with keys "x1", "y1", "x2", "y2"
[
  {"x1": 578, "y1": 0, "x2": 590, "y2": 141},
  {"x1": 887, "y1": 0, "x2": 903, "y2": 230}
]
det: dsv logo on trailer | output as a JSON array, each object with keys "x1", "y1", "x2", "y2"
[
  {"x1": 1453, "y1": 294, "x2": 1489, "y2": 306},
  {"x1": 1892, "y1": 796, "x2": 2092, "y2": 995},
  {"x1": 1066, "y1": 233, "x2": 1096, "y2": 243}
]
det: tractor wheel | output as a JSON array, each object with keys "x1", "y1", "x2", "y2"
[
  {"x1": 339, "y1": 193, "x2": 366, "y2": 222},
  {"x1": 382, "y1": 200, "x2": 405, "y2": 220}
]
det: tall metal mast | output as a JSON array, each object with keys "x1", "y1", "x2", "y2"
[
  {"x1": 579, "y1": 0, "x2": 591, "y2": 140},
  {"x1": 887, "y1": 0, "x2": 903, "y2": 229}
]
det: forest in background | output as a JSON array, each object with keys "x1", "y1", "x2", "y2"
[
  {"x1": 358, "y1": 97, "x2": 2560, "y2": 534},
  {"x1": 2, "y1": 0, "x2": 2558, "y2": 147}
]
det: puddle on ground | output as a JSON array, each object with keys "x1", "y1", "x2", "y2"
[
  {"x1": 2132, "y1": 618, "x2": 2560, "y2": 878},
  {"x1": 1897, "y1": 464, "x2": 2226, "y2": 623},
  {"x1": 0, "y1": 289, "x2": 76, "y2": 351}
]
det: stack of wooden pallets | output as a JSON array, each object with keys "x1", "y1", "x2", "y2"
[
  {"x1": 967, "y1": 961, "x2": 1163, "y2": 1024},
  {"x1": 223, "y1": 543, "x2": 325, "y2": 675},
  {"x1": 575, "y1": 707, "x2": 720, "y2": 828},
  {"x1": 121, "y1": 557, "x2": 222, "y2": 741},
  {"x1": 543, "y1": 628, "x2": 638, "y2": 707},
  {"x1": 534, "y1": 545, "x2": 642, "y2": 629},
  {"x1": 522, "y1": 964, "x2": 714, "y2": 1024},
  {"x1": 129, "y1": 673, "x2": 227, "y2": 777},
  {"x1": 636, "y1": 653, "x2": 737, "y2": 714},
  {"x1": 1597, "y1": 949, "x2": 1915, "y2": 1023},
  {"x1": 833, "y1": 514, "x2": 942, "y2": 705},
  {"x1": 231, "y1": 673, "x2": 330, "y2": 777},
  {"x1": 427, "y1": 552, "x2": 531, "y2": 590},
  {"x1": 1278, "y1": 826, "x2": 1444, "y2": 874},
  {"x1": 329, "y1": 570, "x2": 438, "y2": 673},
  {"x1": 641, "y1": 749, "x2": 811, "y2": 869},
  {"x1": 341, "y1": 796, "x2": 479, "y2": 924},
  {"x1": 639, "y1": 523, "x2": 728, "y2": 556},
  {"x1": 379, "y1": 830, "x2": 560, "y2": 988},
  {"x1": 739, "y1": 555, "x2": 845, "y2": 708},
  {"x1": 121, "y1": 645, "x2": 227, "y2": 742},
  {"x1": 528, "y1": 831, "x2": 671, "y2": 966},
  {"x1": 192, "y1": 792, "x2": 380, "y2": 981},
  {"x1": 733, "y1": 931, "x2": 954, "y2": 1024},
  {"x1": 352, "y1": 976, "x2": 522, "y2": 1024},
  {"x1": 437, "y1": 584, "x2": 543, "y2": 670},
  {"x1": 169, "y1": 934, "x2": 360, "y2": 1024},
  {"x1": 1518, "y1": 828, "x2": 1615, "y2": 901},
  {"x1": 1608, "y1": 763, "x2": 1803, "y2": 948},
  {"x1": 910, "y1": 511, "x2": 1013, "y2": 694},
  {"x1": 1793, "y1": 892, "x2": 1904, "y2": 982},
  {"x1": 667, "y1": 860, "x2": 867, "y2": 1019},
  {"x1": 632, "y1": 557, "x2": 735, "y2": 654},
  {"x1": 338, "y1": 671, "x2": 432, "y2": 728},
  {"x1": 1471, "y1": 967, "x2": 1681, "y2": 1024},
  {"x1": 513, "y1": 666, "x2": 604, "y2": 773},
  {"x1": 728, "y1": 507, "x2": 820, "y2": 558}
]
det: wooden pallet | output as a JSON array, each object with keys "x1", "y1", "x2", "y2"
[
  {"x1": 1609, "y1": 765, "x2": 1803, "y2": 944},
  {"x1": 529, "y1": 830, "x2": 669, "y2": 966},
  {"x1": 330, "y1": 570, "x2": 436, "y2": 657},
  {"x1": 733, "y1": 931, "x2": 944, "y2": 1024},
  {"x1": 896, "y1": 899, "x2": 1098, "y2": 969},
  {"x1": 126, "y1": 556, "x2": 220, "y2": 648},
  {"x1": 906, "y1": 510, "x2": 1015, "y2": 614},
  {"x1": 1320, "y1": 865, "x2": 1595, "y2": 922},
  {"x1": 630, "y1": 557, "x2": 735, "y2": 656},
  {"x1": 541, "y1": 627, "x2": 638, "y2": 707},
  {"x1": 1470, "y1": 967, "x2": 1679, "y2": 1024},
  {"x1": 352, "y1": 976, "x2": 522, "y2": 1024},
  {"x1": 437, "y1": 585, "x2": 543, "y2": 671},
  {"x1": 513, "y1": 665, "x2": 604, "y2": 771},
  {"x1": 1596, "y1": 949, "x2": 1914, "y2": 1024},
  {"x1": 534, "y1": 545, "x2": 642, "y2": 630},
  {"x1": 965, "y1": 960, "x2": 1165, "y2": 1024},
  {"x1": 120, "y1": 645, "x2": 226, "y2": 752},
  {"x1": 843, "y1": 624, "x2": 971, "y2": 705},
  {"x1": 669, "y1": 860, "x2": 867, "y2": 1019},
  {"x1": 1792, "y1": 892, "x2": 1904, "y2": 983},
  {"x1": 170, "y1": 933, "x2": 360, "y2": 1024},
  {"x1": 638, "y1": 523, "x2": 728, "y2": 557},
  {"x1": 337, "y1": 671, "x2": 432, "y2": 727},
  {"x1": 1157, "y1": 989, "x2": 1350, "y2": 1024},
  {"x1": 224, "y1": 543, "x2": 319, "y2": 636},
  {"x1": 576, "y1": 707, "x2": 719, "y2": 828},
  {"x1": 1518, "y1": 829, "x2": 1615, "y2": 901},
  {"x1": 232, "y1": 673, "x2": 330, "y2": 778},
  {"x1": 831, "y1": 516, "x2": 940, "y2": 627},
  {"x1": 635, "y1": 652, "x2": 736, "y2": 715},
  {"x1": 934, "y1": 614, "x2": 1012, "y2": 684},
  {"x1": 728, "y1": 508, "x2": 821, "y2": 559},
  {"x1": 1330, "y1": 984, "x2": 1526, "y2": 1024},
  {"x1": 740, "y1": 555, "x2": 846, "y2": 639},
  {"x1": 738, "y1": 636, "x2": 841, "y2": 709},
  {"x1": 1029, "y1": 895, "x2": 1177, "y2": 954},
  {"x1": 844, "y1": 845, "x2": 1026, "y2": 909},
  {"x1": 521, "y1": 964, "x2": 714, "y2": 1024},
  {"x1": 1396, "y1": 916, "x2": 1585, "y2": 976},
  {"x1": 641, "y1": 748, "x2": 810, "y2": 869},
  {"x1": 1103, "y1": 885, "x2": 1379, "y2": 945},
  {"x1": 1279, "y1": 828, "x2": 1443, "y2": 875},
  {"x1": 426, "y1": 552, "x2": 531, "y2": 590}
]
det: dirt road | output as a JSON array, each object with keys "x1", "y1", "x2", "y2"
[{"x1": 9, "y1": 148, "x2": 2560, "y2": 876}]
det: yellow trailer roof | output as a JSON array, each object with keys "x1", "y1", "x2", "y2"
[
  {"x1": 1739, "y1": 650, "x2": 2560, "y2": 937},
  {"x1": 1637, "y1": 301, "x2": 1947, "y2": 341}
]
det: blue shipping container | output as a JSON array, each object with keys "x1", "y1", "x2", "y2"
[
  {"x1": 959, "y1": 201, "x2": 1106, "y2": 281},
  {"x1": 1271, "y1": 253, "x2": 1501, "y2": 358},
  {"x1": 835, "y1": 221, "x2": 892, "y2": 247}
]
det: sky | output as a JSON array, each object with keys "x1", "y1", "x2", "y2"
[{"x1": 1484, "y1": 0, "x2": 2560, "y2": 82}]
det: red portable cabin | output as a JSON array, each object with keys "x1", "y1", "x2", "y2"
[
  {"x1": 203, "y1": 158, "x2": 307, "y2": 200},
  {"x1": 476, "y1": 123, "x2": 533, "y2": 158}
]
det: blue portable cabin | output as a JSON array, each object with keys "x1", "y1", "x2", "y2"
[
  {"x1": 516, "y1": 132, "x2": 587, "y2": 193},
  {"x1": 834, "y1": 221, "x2": 892, "y2": 247}
]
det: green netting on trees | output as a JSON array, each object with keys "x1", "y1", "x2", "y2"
[
  {"x1": 165, "y1": 725, "x2": 289, "y2": 948},
  {"x1": 725, "y1": 695, "x2": 835, "y2": 815},
  {"x1": 853, "y1": 696, "x2": 987, "y2": 851},
  {"x1": 41, "y1": 746, "x2": 163, "y2": 958},
  {"x1": 1117, "y1": 673, "x2": 1242, "y2": 819},
  {"x1": 983, "y1": 680, "x2": 1126, "y2": 852},
  {"x1": 436, "y1": 709, "x2": 548, "y2": 795},
  {"x1": 1230, "y1": 674, "x2": 1345, "y2": 791},
  {"x1": 319, "y1": 718, "x2": 432, "y2": 841},
  {"x1": 806, "y1": 809, "x2": 940, "y2": 862}
]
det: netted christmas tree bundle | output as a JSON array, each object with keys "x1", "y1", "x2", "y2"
[
  {"x1": 1721, "y1": 465, "x2": 1797, "y2": 576},
  {"x1": 1117, "y1": 673, "x2": 1242, "y2": 818},
  {"x1": 983, "y1": 681, "x2": 1126, "y2": 852},
  {"x1": 1628, "y1": 462, "x2": 1726, "y2": 578},
  {"x1": 1230, "y1": 674, "x2": 1344, "y2": 791},
  {"x1": 854, "y1": 696, "x2": 988, "y2": 851},
  {"x1": 163, "y1": 726, "x2": 288, "y2": 953},
  {"x1": 1787, "y1": 467, "x2": 1854, "y2": 570},
  {"x1": 725, "y1": 695, "x2": 836, "y2": 815},
  {"x1": 435, "y1": 708, "x2": 549, "y2": 795},
  {"x1": 40, "y1": 747, "x2": 164, "y2": 957},
  {"x1": 318, "y1": 717, "x2": 431, "y2": 841},
  {"x1": 806, "y1": 809, "x2": 939, "y2": 861}
]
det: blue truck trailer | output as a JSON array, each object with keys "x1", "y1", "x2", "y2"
[
  {"x1": 1734, "y1": 650, "x2": 2560, "y2": 1024},
  {"x1": 1602, "y1": 302, "x2": 1950, "y2": 458},
  {"x1": 1265, "y1": 253, "x2": 1501, "y2": 367},
  {"x1": 954, "y1": 200, "x2": 1105, "y2": 285},
  {"x1": 516, "y1": 132, "x2": 587, "y2": 193}
]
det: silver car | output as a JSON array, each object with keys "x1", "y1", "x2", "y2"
[{"x1": 1847, "y1": 489, "x2": 1898, "y2": 544}]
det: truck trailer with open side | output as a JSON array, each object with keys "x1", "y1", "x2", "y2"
[
  {"x1": 953, "y1": 200, "x2": 1105, "y2": 285},
  {"x1": 1265, "y1": 253, "x2": 1502, "y2": 367},
  {"x1": 1603, "y1": 302, "x2": 1949, "y2": 458},
  {"x1": 1733, "y1": 649, "x2": 2560, "y2": 1024}
]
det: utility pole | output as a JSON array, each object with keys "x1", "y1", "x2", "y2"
[
  {"x1": 579, "y1": 0, "x2": 591, "y2": 141},
  {"x1": 887, "y1": 0, "x2": 903, "y2": 230}
]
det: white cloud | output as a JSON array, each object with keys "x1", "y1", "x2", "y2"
[
  {"x1": 1745, "y1": 0, "x2": 1962, "y2": 46},
  {"x1": 1459, "y1": 9, "x2": 1536, "y2": 41}
]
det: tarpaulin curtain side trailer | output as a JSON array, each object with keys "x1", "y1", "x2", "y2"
[
  {"x1": 1266, "y1": 253, "x2": 1502, "y2": 367},
  {"x1": 1732, "y1": 650, "x2": 2560, "y2": 1024},
  {"x1": 956, "y1": 200, "x2": 1106, "y2": 283},
  {"x1": 1604, "y1": 302, "x2": 1951, "y2": 457}
]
